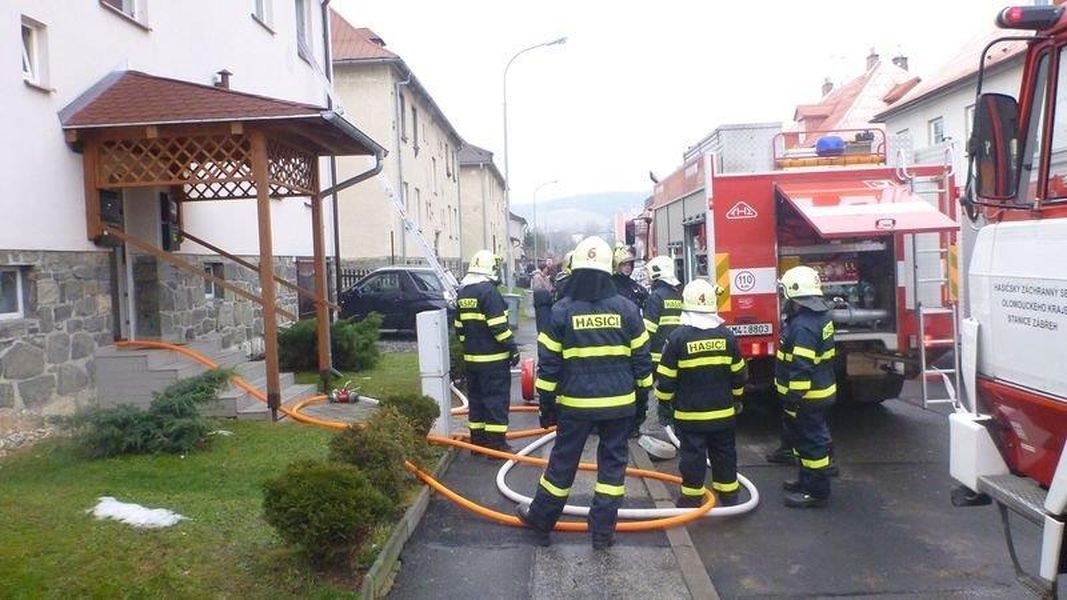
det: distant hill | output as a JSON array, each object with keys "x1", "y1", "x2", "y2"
[{"x1": 512, "y1": 191, "x2": 646, "y2": 234}]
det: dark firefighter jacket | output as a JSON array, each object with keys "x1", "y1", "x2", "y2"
[
  {"x1": 612, "y1": 273, "x2": 648, "y2": 311},
  {"x1": 644, "y1": 280, "x2": 683, "y2": 363},
  {"x1": 655, "y1": 324, "x2": 747, "y2": 431},
  {"x1": 552, "y1": 272, "x2": 572, "y2": 304},
  {"x1": 535, "y1": 295, "x2": 653, "y2": 421},
  {"x1": 453, "y1": 280, "x2": 517, "y2": 369},
  {"x1": 774, "y1": 305, "x2": 836, "y2": 409}
]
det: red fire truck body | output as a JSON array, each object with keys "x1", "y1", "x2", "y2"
[{"x1": 650, "y1": 130, "x2": 957, "y2": 403}]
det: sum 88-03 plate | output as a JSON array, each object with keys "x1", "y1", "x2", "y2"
[{"x1": 727, "y1": 323, "x2": 773, "y2": 337}]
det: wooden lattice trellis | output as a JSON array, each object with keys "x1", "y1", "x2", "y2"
[{"x1": 94, "y1": 133, "x2": 315, "y2": 200}]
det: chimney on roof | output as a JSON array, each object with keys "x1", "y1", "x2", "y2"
[
  {"x1": 866, "y1": 48, "x2": 879, "y2": 71},
  {"x1": 822, "y1": 77, "x2": 834, "y2": 97},
  {"x1": 214, "y1": 69, "x2": 232, "y2": 90},
  {"x1": 892, "y1": 53, "x2": 909, "y2": 71}
]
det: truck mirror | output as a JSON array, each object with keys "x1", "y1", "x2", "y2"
[{"x1": 971, "y1": 93, "x2": 1019, "y2": 200}]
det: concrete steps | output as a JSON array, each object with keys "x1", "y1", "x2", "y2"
[{"x1": 92, "y1": 337, "x2": 315, "y2": 420}]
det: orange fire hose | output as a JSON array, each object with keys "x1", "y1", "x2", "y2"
[{"x1": 115, "y1": 340, "x2": 715, "y2": 532}]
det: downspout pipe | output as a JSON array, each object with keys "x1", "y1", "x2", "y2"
[{"x1": 395, "y1": 71, "x2": 412, "y2": 262}]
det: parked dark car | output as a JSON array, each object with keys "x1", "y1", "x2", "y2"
[{"x1": 339, "y1": 267, "x2": 455, "y2": 331}]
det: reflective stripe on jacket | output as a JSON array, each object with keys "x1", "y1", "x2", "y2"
[
  {"x1": 644, "y1": 280, "x2": 683, "y2": 363},
  {"x1": 454, "y1": 281, "x2": 516, "y2": 368},
  {"x1": 535, "y1": 294, "x2": 653, "y2": 421},
  {"x1": 774, "y1": 306, "x2": 836, "y2": 407},
  {"x1": 655, "y1": 324, "x2": 747, "y2": 431}
]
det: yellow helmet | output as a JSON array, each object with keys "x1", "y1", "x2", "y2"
[
  {"x1": 570, "y1": 236, "x2": 613, "y2": 274},
  {"x1": 468, "y1": 249, "x2": 498, "y2": 278},
  {"x1": 682, "y1": 279, "x2": 723, "y2": 313},
  {"x1": 779, "y1": 265, "x2": 823, "y2": 298},
  {"x1": 613, "y1": 245, "x2": 636, "y2": 272},
  {"x1": 646, "y1": 255, "x2": 680, "y2": 286}
]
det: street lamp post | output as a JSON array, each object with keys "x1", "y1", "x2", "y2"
[
  {"x1": 502, "y1": 36, "x2": 566, "y2": 288},
  {"x1": 532, "y1": 179, "x2": 558, "y2": 265}
]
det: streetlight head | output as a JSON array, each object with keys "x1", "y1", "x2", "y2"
[{"x1": 549, "y1": 36, "x2": 567, "y2": 46}]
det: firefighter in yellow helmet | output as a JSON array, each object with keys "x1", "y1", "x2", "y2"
[
  {"x1": 516, "y1": 235, "x2": 653, "y2": 549},
  {"x1": 612, "y1": 244, "x2": 648, "y2": 310},
  {"x1": 453, "y1": 249, "x2": 518, "y2": 456},
  {"x1": 774, "y1": 265, "x2": 836, "y2": 508},
  {"x1": 552, "y1": 250, "x2": 575, "y2": 304},
  {"x1": 654, "y1": 279, "x2": 747, "y2": 508}
]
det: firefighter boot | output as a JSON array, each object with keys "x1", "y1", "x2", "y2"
[
  {"x1": 592, "y1": 533, "x2": 615, "y2": 550},
  {"x1": 484, "y1": 432, "x2": 515, "y2": 461},
  {"x1": 784, "y1": 491, "x2": 828, "y2": 509},
  {"x1": 675, "y1": 495, "x2": 703, "y2": 509},
  {"x1": 469, "y1": 430, "x2": 485, "y2": 456},
  {"x1": 716, "y1": 491, "x2": 740, "y2": 507},
  {"x1": 782, "y1": 479, "x2": 803, "y2": 493},
  {"x1": 765, "y1": 445, "x2": 797, "y2": 465},
  {"x1": 515, "y1": 504, "x2": 551, "y2": 547}
]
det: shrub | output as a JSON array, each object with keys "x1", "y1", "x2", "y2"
[
  {"x1": 328, "y1": 408, "x2": 417, "y2": 504},
  {"x1": 262, "y1": 459, "x2": 393, "y2": 568},
  {"x1": 65, "y1": 369, "x2": 230, "y2": 458},
  {"x1": 278, "y1": 314, "x2": 382, "y2": 372},
  {"x1": 448, "y1": 329, "x2": 465, "y2": 383},
  {"x1": 379, "y1": 393, "x2": 441, "y2": 437}
]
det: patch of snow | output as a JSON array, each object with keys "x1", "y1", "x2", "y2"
[{"x1": 87, "y1": 496, "x2": 187, "y2": 529}]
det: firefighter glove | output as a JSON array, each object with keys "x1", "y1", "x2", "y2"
[
  {"x1": 538, "y1": 395, "x2": 558, "y2": 429},
  {"x1": 510, "y1": 349, "x2": 521, "y2": 367},
  {"x1": 657, "y1": 400, "x2": 673, "y2": 427}
]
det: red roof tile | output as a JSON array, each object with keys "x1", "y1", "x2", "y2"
[
  {"x1": 331, "y1": 10, "x2": 397, "y2": 61},
  {"x1": 60, "y1": 70, "x2": 324, "y2": 128},
  {"x1": 793, "y1": 57, "x2": 917, "y2": 133}
]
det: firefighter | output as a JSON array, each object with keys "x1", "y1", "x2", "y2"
[
  {"x1": 516, "y1": 235, "x2": 653, "y2": 549},
  {"x1": 655, "y1": 279, "x2": 747, "y2": 508},
  {"x1": 454, "y1": 249, "x2": 519, "y2": 456},
  {"x1": 612, "y1": 245, "x2": 648, "y2": 310},
  {"x1": 641, "y1": 255, "x2": 683, "y2": 437},
  {"x1": 552, "y1": 251, "x2": 575, "y2": 304},
  {"x1": 775, "y1": 265, "x2": 837, "y2": 508}
]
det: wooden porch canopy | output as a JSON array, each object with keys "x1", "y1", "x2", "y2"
[{"x1": 60, "y1": 70, "x2": 386, "y2": 420}]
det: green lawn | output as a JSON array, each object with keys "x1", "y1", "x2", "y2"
[
  {"x1": 0, "y1": 421, "x2": 360, "y2": 599},
  {"x1": 297, "y1": 350, "x2": 420, "y2": 400}
]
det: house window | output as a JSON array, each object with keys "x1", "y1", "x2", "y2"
[
  {"x1": 412, "y1": 107, "x2": 419, "y2": 155},
  {"x1": 294, "y1": 0, "x2": 311, "y2": 59},
  {"x1": 399, "y1": 93, "x2": 408, "y2": 142},
  {"x1": 0, "y1": 267, "x2": 27, "y2": 320},
  {"x1": 252, "y1": 0, "x2": 273, "y2": 30},
  {"x1": 21, "y1": 17, "x2": 48, "y2": 89},
  {"x1": 928, "y1": 117, "x2": 946, "y2": 145},
  {"x1": 204, "y1": 262, "x2": 224, "y2": 299},
  {"x1": 416, "y1": 188, "x2": 422, "y2": 226},
  {"x1": 99, "y1": 0, "x2": 148, "y2": 28},
  {"x1": 432, "y1": 158, "x2": 438, "y2": 194}
]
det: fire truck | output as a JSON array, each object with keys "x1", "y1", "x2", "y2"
[
  {"x1": 648, "y1": 127, "x2": 958, "y2": 405},
  {"x1": 949, "y1": 4, "x2": 1067, "y2": 597}
]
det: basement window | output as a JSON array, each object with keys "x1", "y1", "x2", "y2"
[
  {"x1": 204, "y1": 262, "x2": 224, "y2": 300},
  {"x1": 0, "y1": 267, "x2": 27, "y2": 320}
]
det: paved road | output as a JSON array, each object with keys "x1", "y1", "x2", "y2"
[{"x1": 685, "y1": 383, "x2": 1041, "y2": 599}]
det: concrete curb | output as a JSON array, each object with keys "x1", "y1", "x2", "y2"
[
  {"x1": 361, "y1": 447, "x2": 456, "y2": 600},
  {"x1": 631, "y1": 441, "x2": 720, "y2": 600}
]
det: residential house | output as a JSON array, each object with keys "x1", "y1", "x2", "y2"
[
  {"x1": 330, "y1": 11, "x2": 464, "y2": 274},
  {"x1": 457, "y1": 143, "x2": 507, "y2": 262},
  {"x1": 4, "y1": 1, "x2": 382, "y2": 425},
  {"x1": 509, "y1": 212, "x2": 528, "y2": 277},
  {"x1": 873, "y1": 30, "x2": 1027, "y2": 314}
]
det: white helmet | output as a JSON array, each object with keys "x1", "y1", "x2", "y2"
[
  {"x1": 779, "y1": 265, "x2": 823, "y2": 298},
  {"x1": 468, "y1": 249, "x2": 499, "y2": 278},
  {"x1": 570, "y1": 236, "x2": 613, "y2": 274},
  {"x1": 682, "y1": 279, "x2": 722, "y2": 313},
  {"x1": 647, "y1": 255, "x2": 680, "y2": 286}
]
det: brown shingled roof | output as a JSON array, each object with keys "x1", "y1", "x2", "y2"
[
  {"x1": 331, "y1": 10, "x2": 398, "y2": 61},
  {"x1": 60, "y1": 70, "x2": 324, "y2": 128},
  {"x1": 793, "y1": 57, "x2": 917, "y2": 133}
]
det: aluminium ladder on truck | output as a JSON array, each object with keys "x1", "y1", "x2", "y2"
[
  {"x1": 386, "y1": 186, "x2": 460, "y2": 293},
  {"x1": 901, "y1": 151, "x2": 961, "y2": 409}
]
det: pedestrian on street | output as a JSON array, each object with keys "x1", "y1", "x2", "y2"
[
  {"x1": 530, "y1": 262, "x2": 555, "y2": 334},
  {"x1": 517, "y1": 235, "x2": 653, "y2": 549},
  {"x1": 454, "y1": 249, "x2": 520, "y2": 457},
  {"x1": 775, "y1": 265, "x2": 837, "y2": 508},
  {"x1": 640, "y1": 255, "x2": 683, "y2": 438},
  {"x1": 655, "y1": 279, "x2": 747, "y2": 508}
]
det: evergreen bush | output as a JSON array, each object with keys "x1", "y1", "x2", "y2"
[
  {"x1": 379, "y1": 393, "x2": 440, "y2": 437},
  {"x1": 262, "y1": 459, "x2": 393, "y2": 567},
  {"x1": 278, "y1": 313, "x2": 382, "y2": 372},
  {"x1": 328, "y1": 409, "x2": 415, "y2": 505}
]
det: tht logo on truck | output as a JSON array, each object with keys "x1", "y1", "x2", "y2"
[{"x1": 725, "y1": 201, "x2": 758, "y2": 220}]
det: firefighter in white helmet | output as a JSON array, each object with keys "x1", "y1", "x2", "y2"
[
  {"x1": 641, "y1": 255, "x2": 683, "y2": 438},
  {"x1": 774, "y1": 265, "x2": 836, "y2": 508},
  {"x1": 654, "y1": 278, "x2": 747, "y2": 507},
  {"x1": 516, "y1": 235, "x2": 653, "y2": 549},
  {"x1": 453, "y1": 249, "x2": 518, "y2": 457}
]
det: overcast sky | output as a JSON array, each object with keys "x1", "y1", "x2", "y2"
[{"x1": 333, "y1": 0, "x2": 1009, "y2": 207}]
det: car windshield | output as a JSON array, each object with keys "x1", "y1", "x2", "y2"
[
  {"x1": 410, "y1": 271, "x2": 442, "y2": 292},
  {"x1": 358, "y1": 272, "x2": 401, "y2": 294}
]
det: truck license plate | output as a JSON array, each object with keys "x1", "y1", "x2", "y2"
[{"x1": 727, "y1": 322, "x2": 773, "y2": 336}]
